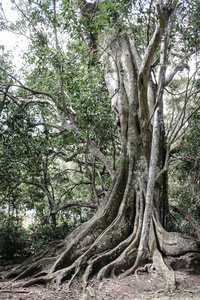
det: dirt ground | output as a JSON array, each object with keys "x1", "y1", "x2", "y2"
[{"x1": 0, "y1": 270, "x2": 200, "y2": 300}]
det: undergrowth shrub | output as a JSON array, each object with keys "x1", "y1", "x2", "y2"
[
  {"x1": 0, "y1": 213, "x2": 74, "y2": 260},
  {"x1": 0, "y1": 213, "x2": 30, "y2": 260},
  {"x1": 29, "y1": 222, "x2": 71, "y2": 253}
]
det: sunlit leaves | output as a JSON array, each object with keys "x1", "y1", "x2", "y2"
[{"x1": 172, "y1": 1, "x2": 200, "y2": 54}]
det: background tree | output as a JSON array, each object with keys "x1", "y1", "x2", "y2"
[
  {"x1": 0, "y1": 0, "x2": 200, "y2": 290},
  {"x1": 169, "y1": 111, "x2": 200, "y2": 238}
]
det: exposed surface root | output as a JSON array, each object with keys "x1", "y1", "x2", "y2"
[
  {"x1": 152, "y1": 249, "x2": 176, "y2": 291},
  {"x1": 2, "y1": 188, "x2": 200, "y2": 291},
  {"x1": 164, "y1": 252, "x2": 200, "y2": 272},
  {"x1": 2, "y1": 226, "x2": 200, "y2": 290},
  {"x1": 97, "y1": 233, "x2": 139, "y2": 280},
  {"x1": 12, "y1": 275, "x2": 55, "y2": 288},
  {"x1": 134, "y1": 263, "x2": 153, "y2": 281},
  {"x1": 11, "y1": 258, "x2": 54, "y2": 281},
  {"x1": 154, "y1": 216, "x2": 200, "y2": 256},
  {"x1": 3, "y1": 258, "x2": 54, "y2": 281},
  {"x1": 96, "y1": 186, "x2": 144, "y2": 281},
  {"x1": 120, "y1": 248, "x2": 176, "y2": 291}
]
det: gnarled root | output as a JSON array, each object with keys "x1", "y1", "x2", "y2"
[
  {"x1": 1, "y1": 184, "x2": 200, "y2": 291},
  {"x1": 152, "y1": 249, "x2": 176, "y2": 291},
  {"x1": 154, "y1": 215, "x2": 200, "y2": 256},
  {"x1": 119, "y1": 212, "x2": 200, "y2": 291},
  {"x1": 127, "y1": 248, "x2": 176, "y2": 291}
]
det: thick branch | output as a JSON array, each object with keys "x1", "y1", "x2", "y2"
[
  {"x1": 165, "y1": 45, "x2": 200, "y2": 87},
  {"x1": 2, "y1": 83, "x2": 113, "y2": 177},
  {"x1": 173, "y1": 207, "x2": 200, "y2": 240},
  {"x1": 51, "y1": 200, "x2": 98, "y2": 215},
  {"x1": 138, "y1": 1, "x2": 176, "y2": 163},
  {"x1": 51, "y1": 150, "x2": 81, "y2": 162},
  {"x1": 165, "y1": 63, "x2": 190, "y2": 86}
]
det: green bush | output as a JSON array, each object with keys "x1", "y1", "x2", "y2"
[
  {"x1": 29, "y1": 222, "x2": 70, "y2": 253},
  {"x1": 0, "y1": 213, "x2": 75, "y2": 259},
  {"x1": 0, "y1": 214, "x2": 31, "y2": 260}
]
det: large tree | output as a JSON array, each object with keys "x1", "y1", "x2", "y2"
[{"x1": 1, "y1": 0, "x2": 200, "y2": 290}]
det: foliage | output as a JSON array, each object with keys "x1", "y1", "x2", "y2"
[
  {"x1": 28, "y1": 222, "x2": 70, "y2": 253},
  {"x1": 0, "y1": 212, "x2": 81, "y2": 259},
  {"x1": 0, "y1": 213, "x2": 30, "y2": 260},
  {"x1": 169, "y1": 111, "x2": 200, "y2": 237}
]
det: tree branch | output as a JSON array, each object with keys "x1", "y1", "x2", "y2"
[
  {"x1": 0, "y1": 183, "x2": 22, "y2": 205},
  {"x1": 165, "y1": 63, "x2": 190, "y2": 86},
  {"x1": 138, "y1": 2, "x2": 175, "y2": 163},
  {"x1": 1, "y1": 65, "x2": 114, "y2": 177},
  {"x1": 51, "y1": 200, "x2": 98, "y2": 215},
  {"x1": 173, "y1": 207, "x2": 200, "y2": 240}
]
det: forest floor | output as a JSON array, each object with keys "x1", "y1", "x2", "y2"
[{"x1": 0, "y1": 267, "x2": 200, "y2": 300}]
